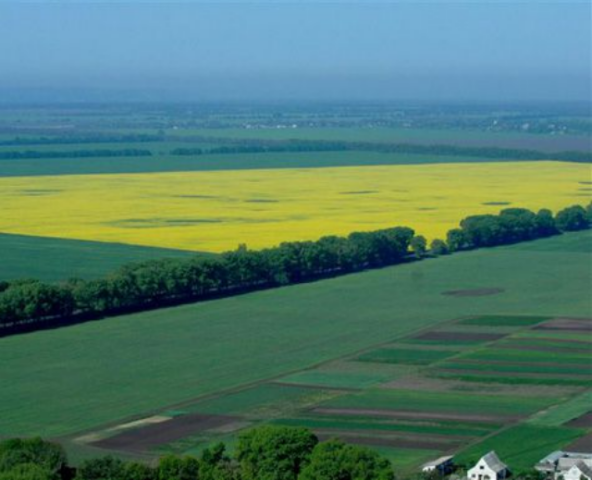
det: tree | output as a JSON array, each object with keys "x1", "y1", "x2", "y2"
[
  {"x1": 200, "y1": 444, "x2": 240, "y2": 480},
  {"x1": 555, "y1": 205, "x2": 589, "y2": 231},
  {"x1": 236, "y1": 426, "x2": 318, "y2": 480},
  {"x1": 122, "y1": 463, "x2": 156, "y2": 480},
  {"x1": 157, "y1": 455, "x2": 200, "y2": 480},
  {"x1": 75, "y1": 456, "x2": 125, "y2": 480},
  {"x1": 429, "y1": 239, "x2": 449, "y2": 256},
  {"x1": 446, "y1": 228, "x2": 468, "y2": 252},
  {"x1": 410, "y1": 236, "x2": 427, "y2": 258},
  {"x1": 534, "y1": 209, "x2": 558, "y2": 237},
  {"x1": 0, "y1": 437, "x2": 67, "y2": 478},
  {"x1": 0, "y1": 463, "x2": 53, "y2": 480},
  {"x1": 297, "y1": 439, "x2": 394, "y2": 480}
]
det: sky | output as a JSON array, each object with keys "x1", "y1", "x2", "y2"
[{"x1": 0, "y1": 1, "x2": 590, "y2": 103}]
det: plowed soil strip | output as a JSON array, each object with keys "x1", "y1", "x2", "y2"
[
  {"x1": 312, "y1": 407, "x2": 514, "y2": 423},
  {"x1": 565, "y1": 432, "x2": 592, "y2": 453},
  {"x1": 92, "y1": 413, "x2": 240, "y2": 452},
  {"x1": 437, "y1": 368, "x2": 592, "y2": 380},
  {"x1": 566, "y1": 412, "x2": 592, "y2": 428},
  {"x1": 536, "y1": 319, "x2": 592, "y2": 332},
  {"x1": 412, "y1": 331, "x2": 505, "y2": 342}
]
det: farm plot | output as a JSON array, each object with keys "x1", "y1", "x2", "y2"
[{"x1": 0, "y1": 161, "x2": 588, "y2": 251}]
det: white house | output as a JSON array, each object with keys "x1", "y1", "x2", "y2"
[
  {"x1": 562, "y1": 460, "x2": 592, "y2": 480},
  {"x1": 422, "y1": 456, "x2": 454, "y2": 475},
  {"x1": 536, "y1": 451, "x2": 592, "y2": 479},
  {"x1": 468, "y1": 451, "x2": 510, "y2": 480}
]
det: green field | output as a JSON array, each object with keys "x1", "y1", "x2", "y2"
[
  {"x1": 0, "y1": 231, "x2": 590, "y2": 472},
  {"x1": 0, "y1": 150, "x2": 525, "y2": 177},
  {"x1": 0, "y1": 231, "x2": 589, "y2": 438},
  {"x1": 324, "y1": 388, "x2": 558, "y2": 417},
  {"x1": 0, "y1": 233, "x2": 200, "y2": 281}
]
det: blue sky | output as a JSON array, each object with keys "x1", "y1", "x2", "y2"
[{"x1": 0, "y1": 1, "x2": 590, "y2": 102}]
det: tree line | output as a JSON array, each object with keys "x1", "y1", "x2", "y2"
[
  {"x1": 0, "y1": 134, "x2": 163, "y2": 147},
  {"x1": 0, "y1": 427, "x2": 395, "y2": 480},
  {"x1": 0, "y1": 204, "x2": 590, "y2": 335},
  {"x1": 170, "y1": 138, "x2": 592, "y2": 163},
  {"x1": 0, "y1": 426, "x2": 548, "y2": 480},
  {"x1": 0, "y1": 149, "x2": 152, "y2": 160}
]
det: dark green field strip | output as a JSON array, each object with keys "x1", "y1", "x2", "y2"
[
  {"x1": 0, "y1": 150, "x2": 525, "y2": 177},
  {"x1": 456, "y1": 425, "x2": 587, "y2": 472},
  {"x1": 431, "y1": 371, "x2": 592, "y2": 387},
  {"x1": 324, "y1": 388, "x2": 558, "y2": 417},
  {"x1": 458, "y1": 315, "x2": 552, "y2": 327},
  {"x1": 496, "y1": 337, "x2": 592, "y2": 351},
  {"x1": 0, "y1": 233, "x2": 201, "y2": 282},
  {"x1": 439, "y1": 361, "x2": 592, "y2": 376},
  {"x1": 357, "y1": 347, "x2": 460, "y2": 365},
  {"x1": 515, "y1": 330, "x2": 592, "y2": 342},
  {"x1": 458, "y1": 348, "x2": 592, "y2": 365},
  {"x1": 271, "y1": 417, "x2": 492, "y2": 437}
]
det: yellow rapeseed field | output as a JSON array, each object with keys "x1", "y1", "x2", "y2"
[{"x1": 1, "y1": 161, "x2": 590, "y2": 252}]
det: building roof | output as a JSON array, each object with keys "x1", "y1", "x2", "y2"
[
  {"x1": 559, "y1": 458, "x2": 592, "y2": 471},
  {"x1": 422, "y1": 456, "x2": 454, "y2": 468},
  {"x1": 480, "y1": 451, "x2": 508, "y2": 473},
  {"x1": 572, "y1": 461, "x2": 592, "y2": 479}
]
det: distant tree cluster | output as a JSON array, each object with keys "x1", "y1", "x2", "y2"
[
  {"x1": 0, "y1": 149, "x2": 152, "y2": 160},
  {"x1": 0, "y1": 203, "x2": 590, "y2": 335},
  {"x1": 170, "y1": 138, "x2": 592, "y2": 163},
  {"x1": 0, "y1": 427, "x2": 395, "y2": 480}
]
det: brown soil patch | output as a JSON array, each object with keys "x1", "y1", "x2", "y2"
[
  {"x1": 413, "y1": 331, "x2": 505, "y2": 342},
  {"x1": 437, "y1": 368, "x2": 592, "y2": 380},
  {"x1": 536, "y1": 319, "x2": 592, "y2": 332},
  {"x1": 442, "y1": 288, "x2": 504, "y2": 297},
  {"x1": 565, "y1": 432, "x2": 592, "y2": 453},
  {"x1": 272, "y1": 382, "x2": 359, "y2": 392},
  {"x1": 315, "y1": 432, "x2": 460, "y2": 450},
  {"x1": 312, "y1": 407, "x2": 514, "y2": 423},
  {"x1": 566, "y1": 412, "x2": 592, "y2": 428},
  {"x1": 92, "y1": 413, "x2": 240, "y2": 453}
]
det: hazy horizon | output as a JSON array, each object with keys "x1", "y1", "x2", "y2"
[{"x1": 1, "y1": 1, "x2": 590, "y2": 103}]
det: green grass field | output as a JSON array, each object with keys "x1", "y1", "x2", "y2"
[
  {"x1": 0, "y1": 233, "x2": 200, "y2": 281},
  {"x1": 0, "y1": 231, "x2": 590, "y2": 470}
]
